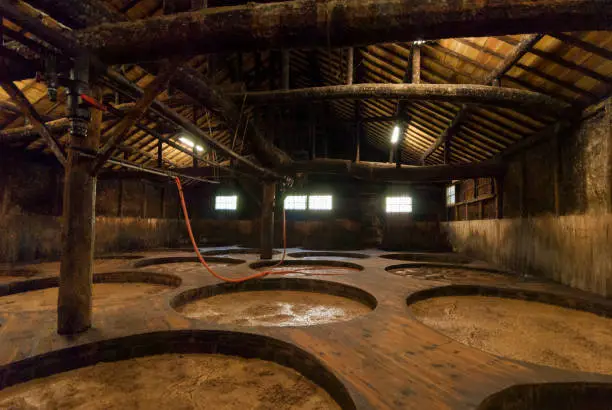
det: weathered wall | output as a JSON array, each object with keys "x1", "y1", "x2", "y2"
[
  {"x1": 444, "y1": 105, "x2": 612, "y2": 297},
  {"x1": 0, "y1": 150, "x2": 450, "y2": 263}
]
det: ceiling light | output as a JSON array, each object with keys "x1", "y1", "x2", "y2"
[
  {"x1": 413, "y1": 40, "x2": 427, "y2": 45},
  {"x1": 179, "y1": 136, "x2": 195, "y2": 148},
  {"x1": 195, "y1": 145, "x2": 204, "y2": 152},
  {"x1": 391, "y1": 125, "x2": 401, "y2": 144}
]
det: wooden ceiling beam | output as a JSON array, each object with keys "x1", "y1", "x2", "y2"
[
  {"x1": 420, "y1": 34, "x2": 543, "y2": 164},
  {"x1": 0, "y1": 79, "x2": 66, "y2": 166},
  {"x1": 92, "y1": 61, "x2": 180, "y2": 175},
  {"x1": 454, "y1": 37, "x2": 599, "y2": 101},
  {"x1": 235, "y1": 83, "x2": 570, "y2": 114},
  {"x1": 71, "y1": 0, "x2": 612, "y2": 64},
  {"x1": 551, "y1": 33, "x2": 612, "y2": 61},
  {"x1": 277, "y1": 159, "x2": 505, "y2": 182}
]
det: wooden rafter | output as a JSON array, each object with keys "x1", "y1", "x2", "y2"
[
  {"x1": 91, "y1": 61, "x2": 179, "y2": 175},
  {"x1": 420, "y1": 34, "x2": 543, "y2": 164},
  {"x1": 0, "y1": 79, "x2": 66, "y2": 166}
]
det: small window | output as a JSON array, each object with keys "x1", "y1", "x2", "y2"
[
  {"x1": 446, "y1": 185, "x2": 456, "y2": 206},
  {"x1": 309, "y1": 195, "x2": 332, "y2": 211},
  {"x1": 284, "y1": 195, "x2": 307, "y2": 210},
  {"x1": 215, "y1": 195, "x2": 237, "y2": 211},
  {"x1": 386, "y1": 196, "x2": 412, "y2": 213}
]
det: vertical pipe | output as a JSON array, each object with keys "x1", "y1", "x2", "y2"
[
  {"x1": 57, "y1": 76, "x2": 100, "y2": 335},
  {"x1": 260, "y1": 182, "x2": 276, "y2": 260}
]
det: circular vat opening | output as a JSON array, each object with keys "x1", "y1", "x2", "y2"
[
  {"x1": 478, "y1": 383, "x2": 612, "y2": 410},
  {"x1": 380, "y1": 253, "x2": 472, "y2": 264},
  {"x1": 386, "y1": 263, "x2": 519, "y2": 284},
  {"x1": 172, "y1": 278, "x2": 377, "y2": 327},
  {"x1": 95, "y1": 255, "x2": 145, "y2": 260},
  {"x1": 0, "y1": 269, "x2": 38, "y2": 285},
  {"x1": 288, "y1": 251, "x2": 370, "y2": 260},
  {"x1": 200, "y1": 248, "x2": 280, "y2": 256},
  {"x1": 249, "y1": 259, "x2": 364, "y2": 277},
  {"x1": 133, "y1": 256, "x2": 246, "y2": 274},
  {"x1": 0, "y1": 331, "x2": 355, "y2": 410},
  {"x1": 406, "y1": 285, "x2": 612, "y2": 375},
  {"x1": 0, "y1": 272, "x2": 181, "y2": 313}
]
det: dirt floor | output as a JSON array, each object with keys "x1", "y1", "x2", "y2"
[
  {"x1": 177, "y1": 290, "x2": 372, "y2": 327},
  {"x1": 389, "y1": 266, "x2": 523, "y2": 285},
  {"x1": 0, "y1": 283, "x2": 170, "y2": 313},
  {"x1": 0, "y1": 353, "x2": 340, "y2": 410},
  {"x1": 410, "y1": 296, "x2": 612, "y2": 375},
  {"x1": 255, "y1": 266, "x2": 359, "y2": 277}
]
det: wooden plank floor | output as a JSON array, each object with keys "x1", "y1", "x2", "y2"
[{"x1": 1, "y1": 248, "x2": 611, "y2": 409}]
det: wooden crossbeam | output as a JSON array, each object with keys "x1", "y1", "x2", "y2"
[
  {"x1": 91, "y1": 61, "x2": 179, "y2": 175},
  {"x1": 0, "y1": 80, "x2": 66, "y2": 166},
  {"x1": 71, "y1": 0, "x2": 612, "y2": 64},
  {"x1": 421, "y1": 34, "x2": 543, "y2": 164}
]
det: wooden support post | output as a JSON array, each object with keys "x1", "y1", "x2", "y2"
[
  {"x1": 552, "y1": 130, "x2": 561, "y2": 216},
  {"x1": 161, "y1": 186, "x2": 166, "y2": 218},
  {"x1": 495, "y1": 177, "x2": 504, "y2": 219},
  {"x1": 281, "y1": 50, "x2": 290, "y2": 90},
  {"x1": 411, "y1": 45, "x2": 421, "y2": 84},
  {"x1": 142, "y1": 182, "x2": 148, "y2": 218},
  {"x1": 519, "y1": 155, "x2": 527, "y2": 218},
  {"x1": 346, "y1": 48, "x2": 354, "y2": 85},
  {"x1": 260, "y1": 182, "x2": 276, "y2": 260},
  {"x1": 157, "y1": 139, "x2": 163, "y2": 168},
  {"x1": 118, "y1": 179, "x2": 124, "y2": 217},
  {"x1": 606, "y1": 98, "x2": 612, "y2": 214},
  {"x1": 192, "y1": 145, "x2": 198, "y2": 168},
  {"x1": 57, "y1": 77, "x2": 101, "y2": 335},
  {"x1": 443, "y1": 139, "x2": 451, "y2": 164}
]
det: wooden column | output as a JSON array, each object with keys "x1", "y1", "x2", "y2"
[
  {"x1": 411, "y1": 45, "x2": 421, "y2": 84},
  {"x1": 519, "y1": 155, "x2": 527, "y2": 218},
  {"x1": 443, "y1": 139, "x2": 451, "y2": 164},
  {"x1": 157, "y1": 139, "x2": 163, "y2": 168},
  {"x1": 281, "y1": 50, "x2": 290, "y2": 90},
  {"x1": 57, "y1": 78, "x2": 101, "y2": 335},
  {"x1": 495, "y1": 177, "x2": 504, "y2": 219},
  {"x1": 346, "y1": 48, "x2": 354, "y2": 85},
  {"x1": 552, "y1": 131, "x2": 561, "y2": 216},
  {"x1": 260, "y1": 182, "x2": 276, "y2": 260}
]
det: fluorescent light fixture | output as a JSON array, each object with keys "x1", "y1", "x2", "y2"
[
  {"x1": 413, "y1": 40, "x2": 427, "y2": 45},
  {"x1": 179, "y1": 136, "x2": 195, "y2": 148},
  {"x1": 180, "y1": 136, "x2": 205, "y2": 152},
  {"x1": 391, "y1": 125, "x2": 401, "y2": 144}
]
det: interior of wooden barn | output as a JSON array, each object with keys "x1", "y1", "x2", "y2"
[{"x1": 0, "y1": 1, "x2": 611, "y2": 409}]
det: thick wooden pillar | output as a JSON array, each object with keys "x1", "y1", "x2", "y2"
[
  {"x1": 57, "y1": 79, "x2": 101, "y2": 335},
  {"x1": 260, "y1": 182, "x2": 276, "y2": 260}
]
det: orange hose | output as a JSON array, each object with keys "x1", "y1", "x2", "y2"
[{"x1": 174, "y1": 177, "x2": 347, "y2": 282}]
